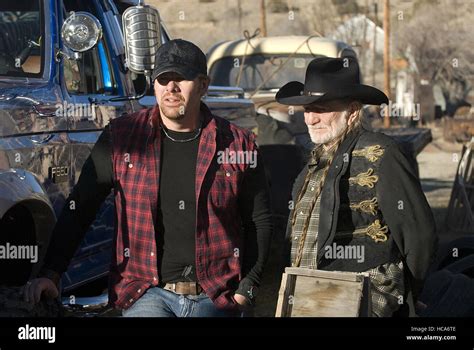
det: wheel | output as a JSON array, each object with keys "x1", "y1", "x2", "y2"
[{"x1": 0, "y1": 205, "x2": 36, "y2": 286}]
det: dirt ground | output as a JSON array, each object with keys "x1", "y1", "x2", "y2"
[{"x1": 417, "y1": 125, "x2": 466, "y2": 245}]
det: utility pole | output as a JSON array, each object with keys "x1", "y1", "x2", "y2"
[
  {"x1": 372, "y1": 1, "x2": 377, "y2": 86},
  {"x1": 237, "y1": 0, "x2": 243, "y2": 35},
  {"x1": 361, "y1": 0, "x2": 369, "y2": 76},
  {"x1": 383, "y1": 0, "x2": 391, "y2": 128},
  {"x1": 260, "y1": 0, "x2": 267, "y2": 37}
]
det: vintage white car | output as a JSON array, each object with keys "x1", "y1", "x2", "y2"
[{"x1": 207, "y1": 35, "x2": 358, "y2": 149}]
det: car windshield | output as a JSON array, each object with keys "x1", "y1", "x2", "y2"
[
  {"x1": 209, "y1": 54, "x2": 317, "y2": 93},
  {"x1": 0, "y1": 0, "x2": 44, "y2": 77}
]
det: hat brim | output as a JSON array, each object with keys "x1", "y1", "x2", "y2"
[
  {"x1": 152, "y1": 64, "x2": 200, "y2": 81},
  {"x1": 276, "y1": 81, "x2": 389, "y2": 106}
]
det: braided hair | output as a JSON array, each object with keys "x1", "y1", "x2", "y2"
[{"x1": 291, "y1": 102, "x2": 363, "y2": 267}]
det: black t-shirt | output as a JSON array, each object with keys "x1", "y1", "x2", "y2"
[
  {"x1": 157, "y1": 127, "x2": 200, "y2": 283},
  {"x1": 41, "y1": 119, "x2": 273, "y2": 299}
]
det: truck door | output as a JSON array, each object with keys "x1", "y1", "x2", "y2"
[
  {"x1": 0, "y1": 0, "x2": 65, "y2": 285},
  {"x1": 58, "y1": 0, "x2": 132, "y2": 290}
]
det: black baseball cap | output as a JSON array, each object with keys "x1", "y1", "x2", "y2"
[{"x1": 151, "y1": 39, "x2": 207, "y2": 81}]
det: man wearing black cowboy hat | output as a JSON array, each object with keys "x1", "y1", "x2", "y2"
[{"x1": 277, "y1": 56, "x2": 437, "y2": 317}]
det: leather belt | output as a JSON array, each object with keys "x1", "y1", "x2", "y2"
[{"x1": 162, "y1": 282, "x2": 203, "y2": 295}]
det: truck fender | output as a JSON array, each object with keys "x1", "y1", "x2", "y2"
[{"x1": 0, "y1": 169, "x2": 56, "y2": 279}]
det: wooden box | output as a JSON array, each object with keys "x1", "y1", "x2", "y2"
[{"x1": 275, "y1": 267, "x2": 371, "y2": 317}]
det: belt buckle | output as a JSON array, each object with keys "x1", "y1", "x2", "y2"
[
  {"x1": 168, "y1": 283, "x2": 177, "y2": 293},
  {"x1": 183, "y1": 282, "x2": 199, "y2": 295},
  {"x1": 188, "y1": 282, "x2": 196, "y2": 294},
  {"x1": 165, "y1": 282, "x2": 201, "y2": 295}
]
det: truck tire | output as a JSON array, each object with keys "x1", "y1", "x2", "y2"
[{"x1": 0, "y1": 205, "x2": 36, "y2": 286}]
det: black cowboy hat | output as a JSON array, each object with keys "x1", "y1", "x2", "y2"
[{"x1": 276, "y1": 56, "x2": 388, "y2": 106}]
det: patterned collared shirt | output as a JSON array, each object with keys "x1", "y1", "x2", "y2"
[
  {"x1": 290, "y1": 151, "x2": 405, "y2": 317},
  {"x1": 290, "y1": 153, "x2": 328, "y2": 268},
  {"x1": 108, "y1": 104, "x2": 263, "y2": 310}
]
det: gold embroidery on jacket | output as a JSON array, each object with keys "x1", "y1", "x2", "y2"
[
  {"x1": 350, "y1": 197, "x2": 378, "y2": 215},
  {"x1": 334, "y1": 220, "x2": 389, "y2": 242},
  {"x1": 349, "y1": 168, "x2": 379, "y2": 188},
  {"x1": 352, "y1": 145, "x2": 385, "y2": 162},
  {"x1": 366, "y1": 219, "x2": 389, "y2": 242}
]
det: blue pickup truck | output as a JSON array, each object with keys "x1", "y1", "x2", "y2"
[{"x1": 0, "y1": 0, "x2": 256, "y2": 309}]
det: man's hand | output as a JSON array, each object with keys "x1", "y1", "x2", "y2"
[
  {"x1": 233, "y1": 293, "x2": 250, "y2": 308},
  {"x1": 20, "y1": 278, "x2": 59, "y2": 304}
]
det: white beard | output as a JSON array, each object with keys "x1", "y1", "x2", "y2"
[{"x1": 308, "y1": 110, "x2": 349, "y2": 145}]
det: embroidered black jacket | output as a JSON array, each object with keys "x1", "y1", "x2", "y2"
[{"x1": 285, "y1": 127, "x2": 437, "y2": 315}]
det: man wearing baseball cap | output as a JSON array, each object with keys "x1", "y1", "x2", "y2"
[{"x1": 23, "y1": 39, "x2": 273, "y2": 317}]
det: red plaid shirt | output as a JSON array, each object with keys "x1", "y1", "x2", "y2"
[{"x1": 108, "y1": 103, "x2": 257, "y2": 310}]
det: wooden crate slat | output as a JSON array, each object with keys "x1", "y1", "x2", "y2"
[
  {"x1": 291, "y1": 275, "x2": 364, "y2": 317},
  {"x1": 285, "y1": 267, "x2": 365, "y2": 282},
  {"x1": 276, "y1": 267, "x2": 371, "y2": 317}
]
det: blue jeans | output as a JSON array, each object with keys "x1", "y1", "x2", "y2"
[{"x1": 122, "y1": 286, "x2": 245, "y2": 317}]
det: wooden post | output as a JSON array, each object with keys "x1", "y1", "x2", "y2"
[
  {"x1": 260, "y1": 0, "x2": 267, "y2": 37},
  {"x1": 383, "y1": 0, "x2": 391, "y2": 128},
  {"x1": 237, "y1": 0, "x2": 243, "y2": 35},
  {"x1": 372, "y1": 1, "x2": 377, "y2": 86}
]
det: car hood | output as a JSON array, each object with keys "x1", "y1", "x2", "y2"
[{"x1": 252, "y1": 93, "x2": 304, "y2": 123}]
